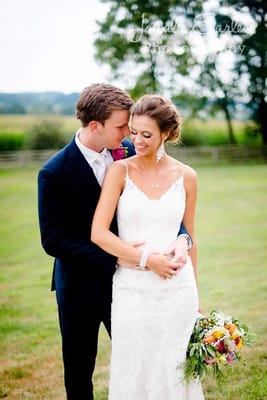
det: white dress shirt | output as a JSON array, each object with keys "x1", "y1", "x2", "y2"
[{"x1": 75, "y1": 130, "x2": 113, "y2": 186}]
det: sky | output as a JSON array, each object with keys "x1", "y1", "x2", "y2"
[{"x1": 0, "y1": 0, "x2": 111, "y2": 93}]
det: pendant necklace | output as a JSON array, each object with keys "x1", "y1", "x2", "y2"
[{"x1": 154, "y1": 164, "x2": 161, "y2": 188}]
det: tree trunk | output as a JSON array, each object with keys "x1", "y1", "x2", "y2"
[
  {"x1": 258, "y1": 100, "x2": 267, "y2": 146},
  {"x1": 223, "y1": 104, "x2": 236, "y2": 145}
]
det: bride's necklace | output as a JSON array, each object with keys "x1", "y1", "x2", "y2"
[
  {"x1": 139, "y1": 154, "x2": 164, "y2": 189},
  {"x1": 152, "y1": 163, "x2": 163, "y2": 189},
  {"x1": 153, "y1": 171, "x2": 161, "y2": 188}
]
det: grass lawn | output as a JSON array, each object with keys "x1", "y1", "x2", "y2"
[{"x1": 0, "y1": 162, "x2": 266, "y2": 399}]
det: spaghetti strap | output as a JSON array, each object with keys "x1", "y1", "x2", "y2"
[
  {"x1": 180, "y1": 165, "x2": 188, "y2": 178},
  {"x1": 120, "y1": 159, "x2": 129, "y2": 177}
]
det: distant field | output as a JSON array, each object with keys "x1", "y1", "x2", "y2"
[
  {"x1": 0, "y1": 114, "x2": 261, "y2": 146},
  {"x1": 0, "y1": 163, "x2": 266, "y2": 399},
  {"x1": 0, "y1": 114, "x2": 79, "y2": 138}
]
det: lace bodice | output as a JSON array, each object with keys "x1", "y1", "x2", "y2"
[{"x1": 117, "y1": 170, "x2": 186, "y2": 254}]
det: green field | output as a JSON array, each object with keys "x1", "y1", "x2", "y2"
[
  {"x1": 0, "y1": 114, "x2": 261, "y2": 147},
  {"x1": 0, "y1": 163, "x2": 267, "y2": 399},
  {"x1": 0, "y1": 115, "x2": 79, "y2": 136}
]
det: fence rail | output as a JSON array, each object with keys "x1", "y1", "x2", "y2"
[
  {"x1": 0, "y1": 150, "x2": 57, "y2": 167},
  {"x1": 166, "y1": 144, "x2": 267, "y2": 164},
  {"x1": 0, "y1": 146, "x2": 266, "y2": 167}
]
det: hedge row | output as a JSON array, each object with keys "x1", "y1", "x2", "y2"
[{"x1": 0, "y1": 121, "x2": 67, "y2": 151}]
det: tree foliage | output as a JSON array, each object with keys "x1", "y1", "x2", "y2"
[
  {"x1": 94, "y1": 0, "x2": 204, "y2": 95},
  {"x1": 213, "y1": 0, "x2": 267, "y2": 144},
  {"x1": 94, "y1": 0, "x2": 267, "y2": 145},
  {"x1": 27, "y1": 120, "x2": 66, "y2": 150}
]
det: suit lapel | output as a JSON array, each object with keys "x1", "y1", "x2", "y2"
[{"x1": 67, "y1": 137, "x2": 100, "y2": 186}]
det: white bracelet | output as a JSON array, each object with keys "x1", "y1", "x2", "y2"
[{"x1": 139, "y1": 250, "x2": 148, "y2": 269}]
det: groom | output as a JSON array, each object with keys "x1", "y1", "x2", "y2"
[{"x1": 37, "y1": 83, "x2": 191, "y2": 400}]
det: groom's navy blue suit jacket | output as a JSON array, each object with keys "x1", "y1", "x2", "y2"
[{"x1": 38, "y1": 137, "x2": 119, "y2": 308}]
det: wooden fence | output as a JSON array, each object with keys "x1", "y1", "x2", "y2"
[
  {"x1": 0, "y1": 145, "x2": 266, "y2": 168},
  {"x1": 166, "y1": 144, "x2": 267, "y2": 164}
]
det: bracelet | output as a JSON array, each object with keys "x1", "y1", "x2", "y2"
[
  {"x1": 139, "y1": 250, "x2": 148, "y2": 269},
  {"x1": 178, "y1": 234, "x2": 192, "y2": 250}
]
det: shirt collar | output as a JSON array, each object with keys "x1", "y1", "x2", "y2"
[{"x1": 75, "y1": 130, "x2": 109, "y2": 164}]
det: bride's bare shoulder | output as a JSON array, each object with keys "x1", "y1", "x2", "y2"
[{"x1": 169, "y1": 157, "x2": 197, "y2": 180}]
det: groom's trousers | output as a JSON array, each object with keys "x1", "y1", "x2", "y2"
[{"x1": 58, "y1": 302, "x2": 112, "y2": 400}]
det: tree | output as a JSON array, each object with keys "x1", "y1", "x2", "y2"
[
  {"x1": 95, "y1": 0, "x2": 266, "y2": 145},
  {"x1": 214, "y1": 0, "x2": 267, "y2": 144},
  {"x1": 94, "y1": 1, "x2": 204, "y2": 97},
  {"x1": 195, "y1": 56, "x2": 242, "y2": 144}
]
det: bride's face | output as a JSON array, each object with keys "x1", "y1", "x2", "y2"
[{"x1": 130, "y1": 114, "x2": 167, "y2": 157}]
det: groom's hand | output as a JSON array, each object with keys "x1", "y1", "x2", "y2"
[{"x1": 163, "y1": 237, "x2": 188, "y2": 270}]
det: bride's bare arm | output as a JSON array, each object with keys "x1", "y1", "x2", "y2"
[
  {"x1": 91, "y1": 161, "x2": 181, "y2": 279},
  {"x1": 182, "y1": 166, "x2": 198, "y2": 282}
]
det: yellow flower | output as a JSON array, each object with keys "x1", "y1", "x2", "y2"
[
  {"x1": 218, "y1": 354, "x2": 227, "y2": 363},
  {"x1": 213, "y1": 329, "x2": 225, "y2": 339},
  {"x1": 236, "y1": 338, "x2": 243, "y2": 349}
]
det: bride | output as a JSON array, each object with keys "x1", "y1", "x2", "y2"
[{"x1": 91, "y1": 94, "x2": 204, "y2": 399}]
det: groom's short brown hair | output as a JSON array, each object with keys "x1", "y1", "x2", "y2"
[{"x1": 76, "y1": 83, "x2": 133, "y2": 127}]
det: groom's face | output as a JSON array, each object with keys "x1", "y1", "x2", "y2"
[{"x1": 99, "y1": 109, "x2": 130, "y2": 149}]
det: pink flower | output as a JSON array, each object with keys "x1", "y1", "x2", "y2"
[
  {"x1": 226, "y1": 353, "x2": 236, "y2": 363},
  {"x1": 205, "y1": 357, "x2": 217, "y2": 365},
  {"x1": 111, "y1": 147, "x2": 128, "y2": 160}
]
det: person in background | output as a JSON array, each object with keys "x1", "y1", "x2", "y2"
[
  {"x1": 92, "y1": 93, "x2": 204, "y2": 399},
  {"x1": 38, "y1": 84, "x2": 191, "y2": 400}
]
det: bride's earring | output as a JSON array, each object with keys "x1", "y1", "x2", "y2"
[{"x1": 156, "y1": 141, "x2": 165, "y2": 163}]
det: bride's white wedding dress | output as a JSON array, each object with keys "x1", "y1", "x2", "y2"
[{"x1": 109, "y1": 164, "x2": 204, "y2": 400}]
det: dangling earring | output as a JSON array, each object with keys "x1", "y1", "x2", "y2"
[{"x1": 156, "y1": 141, "x2": 165, "y2": 163}]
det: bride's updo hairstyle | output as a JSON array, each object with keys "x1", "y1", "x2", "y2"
[{"x1": 131, "y1": 94, "x2": 182, "y2": 143}]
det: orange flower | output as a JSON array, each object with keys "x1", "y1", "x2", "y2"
[
  {"x1": 203, "y1": 335, "x2": 217, "y2": 344},
  {"x1": 225, "y1": 323, "x2": 236, "y2": 335}
]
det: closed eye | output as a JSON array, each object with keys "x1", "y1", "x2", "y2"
[{"x1": 130, "y1": 129, "x2": 152, "y2": 139}]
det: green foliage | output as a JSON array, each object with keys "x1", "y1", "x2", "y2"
[
  {"x1": 0, "y1": 115, "x2": 261, "y2": 150},
  {"x1": 0, "y1": 114, "x2": 79, "y2": 137},
  {"x1": 180, "y1": 119, "x2": 259, "y2": 146},
  {"x1": 215, "y1": 0, "x2": 267, "y2": 144},
  {"x1": 95, "y1": 0, "x2": 267, "y2": 145},
  {"x1": 26, "y1": 120, "x2": 67, "y2": 150},
  {"x1": 95, "y1": 1, "x2": 203, "y2": 92},
  {"x1": 0, "y1": 102, "x2": 26, "y2": 114},
  {"x1": 0, "y1": 133, "x2": 26, "y2": 151}
]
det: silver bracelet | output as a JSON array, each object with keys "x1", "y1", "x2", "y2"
[
  {"x1": 139, "y1": 250, "x2": 148, "y2": 269},
  {"x1": 178, "y1": 234, "x2": 192, "y2": 250}
]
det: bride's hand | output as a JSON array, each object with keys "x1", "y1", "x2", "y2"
[
  {"x1": 117, "y1": 241, "x2": 146, "y2": 269},
  {"x1": 146, "y1": 253, "x2": 181, "y2": 280}
]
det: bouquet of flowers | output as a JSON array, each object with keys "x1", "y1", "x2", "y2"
[{"x1": 183, "y1": 310, "x2": 255, "y2": 382}]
